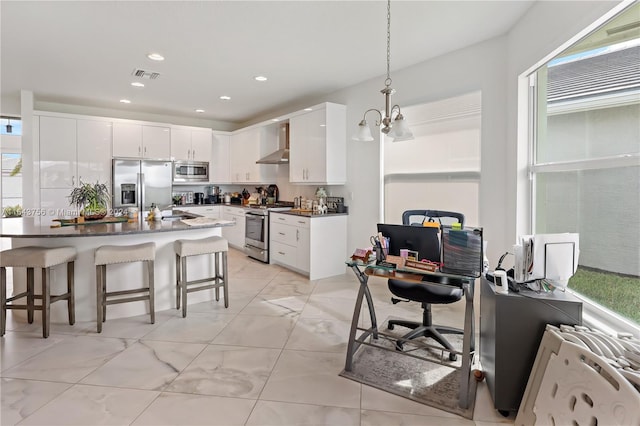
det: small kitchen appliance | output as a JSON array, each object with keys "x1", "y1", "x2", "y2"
[{"x1": 173, "y1": 161, "x2": 209, "y2": 183}]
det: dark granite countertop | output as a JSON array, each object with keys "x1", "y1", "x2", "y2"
[{"x1": 0, "y1": 216, "x2": 234, "y2": 238}]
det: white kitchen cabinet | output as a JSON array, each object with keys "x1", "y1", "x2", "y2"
[
  {"x1": 112, "y1": 122, "x2": 141, "y2": 158},
  {"x1": 229, "y1": 126, "x2": 277, "y2": 184},
  {"x1": 38, "y1": 116, "x2": 112, "y2": 217},
  {"x1": 171, "y1": 127, "x2": 212, "y2": 162},
  {"x1": 38, "y1": 117, "x2": 112, "y2": 188},
  {"x1": 143, "y1": 125, "x2": 171, "y2": 159},
  {"x1": 39, "y1": 116, "x2": 77, "y2": 189},
  {"x1": 270, "y1": 212, "x2": 346, "y2": 279},
  {"x1": 77, "y1": 119, "x2": 112, "y2": 185},
  {"x1": 270, "y1": 214, "x2": 311, "y2": 274},
  {"x1": 289, "y1": 103, "x2": 346, "y2": 185},
  {"x1": 221, "y1": 206, "x2": 246, "y2": 249},
  {"x1": 113, "y1": 122, "x2": 170, "y2": 159},
  {"x1": 210, "y1": 132, "x2": 230, "y2": 183},
  {"x1": 40, "y1": 188, "x2": 77, "y2": 218}
]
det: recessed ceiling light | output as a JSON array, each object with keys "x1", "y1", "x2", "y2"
[
  {"x1": 304, "y1": 108, "x2": 313, "y2": 111},
  {"x1": 147, "y1": 53, "x2": 164, "y2": 61},
  {"x1": 195, "y1": 109, "x2": 205, "y2": 113},
  {"x1": 254, "y1": 76, "x2": 268, "y2": 82},
  {"x1": 271, "y1": 119, "x2": 279, "y2": 122},
  {"x1": 119, "y1": 99, "x2": 131, "y2": 104},
  {"x1": 131, "y1": 82, "x2": 145, "y2": 88},
  {"x1": 219, "y1": 95, "x2": 231, "y2": 101}
]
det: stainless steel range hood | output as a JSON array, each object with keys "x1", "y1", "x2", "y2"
[{"x1": 256, "y1": 123, "x2": 289, "y2": 164}]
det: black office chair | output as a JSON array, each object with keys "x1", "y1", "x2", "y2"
[{"x1": 387, "y1": 210, "x2": 465, "y2": 360}]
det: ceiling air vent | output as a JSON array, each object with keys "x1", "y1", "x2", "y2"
[{"x1": 131, "y1": 69, "x2": 161, "y2": 80}]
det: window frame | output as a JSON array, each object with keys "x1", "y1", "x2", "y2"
[{"x1": 523, "y1": 7, "x2": 640, "y2": 338}]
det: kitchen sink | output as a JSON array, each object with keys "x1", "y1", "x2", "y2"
[{"x1": 161, "y1": 214, "x2": 196, "y2": 222}]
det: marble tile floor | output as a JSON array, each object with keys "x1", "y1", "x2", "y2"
[{"x1": 1, "y1": 248, "x2": 516, "y2": 426}]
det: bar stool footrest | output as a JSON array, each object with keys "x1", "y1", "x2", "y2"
[
  {"x1": 6, "y1": 292, "x2": 29, "y2": 303},
  {"x1": 106, "y1": 288, "x2": 151, "y2": 298},
  {"x1": 185, "y1": 283, "x2": 224, "y2": 294},
  {"x1": 105, "y1": 294, "x2": 151, "y2": 305}
]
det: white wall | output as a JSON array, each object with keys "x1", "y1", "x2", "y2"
[
  {"x1": 334, "y1": 36, "x2": 511, "y2": 264},
  {"x1": 8, "y1": 1, "x2": 624, "y2": 267},
  {"x1": 318, "y1": 0, "x2": 622, "y2": 264}
]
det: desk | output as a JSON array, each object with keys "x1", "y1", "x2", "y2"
[
  {"x1": 479, "y1": 277, "x2": 582, "y2": 414},
  {"x1": 345, "y1": 261, "x2": 477, "y2": 409}
]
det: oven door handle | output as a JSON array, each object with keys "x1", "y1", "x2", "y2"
[{"x1": 246, "y1": 213, "x2": 266, "y2": 219}]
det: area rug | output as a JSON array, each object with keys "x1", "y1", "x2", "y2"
[{"x1": 339, "y1": 318, "x2": 476, "y2": 419}]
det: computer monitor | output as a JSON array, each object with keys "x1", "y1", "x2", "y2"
[
  {"x1": 376, "y1": 223, "x2": 440, "y2": 262},
  {"x1": 532, "y1": 233, "x2": 579, "y2": 289},
  {"x1": 516, "y1": 233, "x2": 580, "y2": 287}
]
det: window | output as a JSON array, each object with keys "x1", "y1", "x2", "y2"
[
  {"x1": 529, "y1": 3, "x2": 640, "y2": 331},
  {"x1": 1, "y1": 117, "x2": 22, "y2": 217},
  {"x1": 383, "y1": 92, "x2": 481, "y2": 226},
  {"x1": 1, "y1": 116, "x2": 22, "y2": 136}
]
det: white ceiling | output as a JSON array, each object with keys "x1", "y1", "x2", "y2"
[{"x1": 1, "y1": 1, "x2": 534, "y2": 125}]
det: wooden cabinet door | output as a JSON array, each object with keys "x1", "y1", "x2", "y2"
[
  {"x1": 142, "y1": 125, "x2": 171, "y2": 159},
  {"x1": 39, "y1": 116, "x2": 77, "y2": 188},
  {"x1": 303, "y1": 108, "x2": 328, "y2": 183},
  {"x1": 40, "y1": 188, "x2": 77, "y2": 219},
  {"x1": 296, "y1": 225, "x2": 311, "y2": 273},
  {"x1": 77, "y1": 119, "x2": 112, "y2": 187},
  {"x1": 229, "y1": 130, "x2": 254, "y2": 183},
  {"x1": 170, "y1": 128, "x2": 191, "y2": 161},
  {"x1": 289, "y1": 103, "x2": 346, "y2": 185},
  {"x1": 289, "y1": 113, "x2": 308, "y2": 183},
  {"x1": 113, "y1": 122, "x2": 142, "y2": 158},
  {"x1": 190, "y1": 129, "x2": 212, "y2": 162},
  {"x1": 211, "y1": 133, "x2": 230, "y2": 183}
]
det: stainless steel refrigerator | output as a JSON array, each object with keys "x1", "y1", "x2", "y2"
[{"x1": 112, "y1": 159, "x2": 173, "y2": 212}]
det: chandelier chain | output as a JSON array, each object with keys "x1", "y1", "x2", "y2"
[{"x1": 386, "y1": 0, "x2": 391, "y2": 87}]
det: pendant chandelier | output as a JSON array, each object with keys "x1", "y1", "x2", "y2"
[
  {"x1": 5, "y1": 118, "x2": 12, "y2": 134},
  {"x1": 352, "y1": 0, "x2": 413, "y2": 142}
]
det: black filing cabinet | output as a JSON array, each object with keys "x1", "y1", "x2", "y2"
[{"x1": 479, "y1": 277, "x2": 582, "y2": 414}]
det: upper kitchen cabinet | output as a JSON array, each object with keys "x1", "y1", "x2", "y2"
[
  {"x1": 211, "y1": 132, "x2": 231, "y2": 183},
  {"x1": 171, "y1": 126, "x2": 212, "y2": 162},
  {"x1": 289, "y1": 102, "x2": 346, "y2": 185},
  {"x1": 77, "y1": 119, "x2": 113, "y2": 185},
  {"x1": 39, "y1": 115, "x2": 112, "y2": 189},
  {"x1": 38, "y1": 115, "x2": 112, "y2": 217},
  {"x1": 39, "y1": 115, "x2": 76, "y2": 189},
  {"x1": 113, "y1": 122, "x2": 170, "y2": 159},
  {"x1": 229, "y1": 125, "x2": 277, "y2": 184}
]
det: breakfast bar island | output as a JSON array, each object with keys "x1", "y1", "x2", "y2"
[{"x1": 0, "y1": 216, "x2": 234, "y2": 323}]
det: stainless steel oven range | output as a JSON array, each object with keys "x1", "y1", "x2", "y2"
[{"x1": 245, "y1": 205, "x2": 292, "y2": 263}]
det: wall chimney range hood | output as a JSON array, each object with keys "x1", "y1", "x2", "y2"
[{"x1": 256, "y1": 123, "x2": 289, "y2": 164}]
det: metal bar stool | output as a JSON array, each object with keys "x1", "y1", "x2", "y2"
[
  {"x1": 94, "y1": 242, "x2": 155, "y2": 333},
  {"x1": 174, "y1": 236, "x2": 228, "y2": 318},
  {"x1": 1, "y1": 246, "x2": 76, "y2": 338}
]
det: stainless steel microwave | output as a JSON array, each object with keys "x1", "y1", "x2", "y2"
[{"x1": 173, "y1": 161, "x2": 209, "y2": 183}]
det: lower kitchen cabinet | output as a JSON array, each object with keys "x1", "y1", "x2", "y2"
[
  {"x1": 221, "y1": 206, "x2": 246, "y2": 249},
  {"x1": 270, "y1": 212, "x2": 346, "y2": 280}
]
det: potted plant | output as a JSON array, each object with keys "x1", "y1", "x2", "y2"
[{"x1": 68, "y1": 180, "x2": 110, "y2": 220}]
